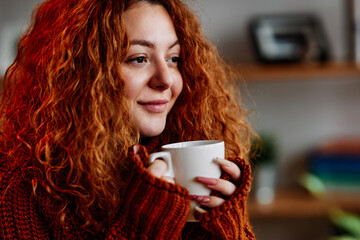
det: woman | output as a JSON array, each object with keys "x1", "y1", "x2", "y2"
[{"x1": 0, "y1": 0, "x2": 255, "y2": 239}]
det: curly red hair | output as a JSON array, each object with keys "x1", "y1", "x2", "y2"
[{"x1": 0, "y1": 0, "x2": 253, "y2": 234}]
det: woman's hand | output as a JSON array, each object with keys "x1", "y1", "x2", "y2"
[
  {"x1": 147, "y1": 159, "x2": 175, "y2": 184},
  {"x1": 132, "y1": 145, "x2": 175, "y2": 184},
  {"x1": 190, "y1": 157, "x2": 241, "y2": 210}
]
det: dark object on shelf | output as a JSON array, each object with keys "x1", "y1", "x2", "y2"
[{"x1": 249, "y1": 14, "x2": 330, "y2": 64}]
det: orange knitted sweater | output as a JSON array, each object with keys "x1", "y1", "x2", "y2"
[{"x1": 0, "y1": 144, "x2": 255, "y2": 239}]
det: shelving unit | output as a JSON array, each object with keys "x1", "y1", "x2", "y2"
[
  {"x1": 234, "y1": 61, "x2": 360, "y2": 81},
  {"x1": 239, "y1": 61, "x2": 360, "y2": 230},
  {"x1": 248, "y1": 189, "x2": 360, "y2": 219}
]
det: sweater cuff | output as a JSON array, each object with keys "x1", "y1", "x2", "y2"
[
  {"x1": 196, "y1": 158, "x2": 254, "y2": 239},
  {"x1": 113, "y1": 145, "x2": 190, "y2": 239}
]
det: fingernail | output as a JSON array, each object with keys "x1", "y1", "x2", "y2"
[
  {"x1": 214, "y1": 157, "x2": 231, "y2": 167},
  {"x1": 196, "y1": 176, "x2": 217, "y2": 186},
  {"x1": 189, "y1": 195, "x2": 210, "y2": 203},
  {"x1": 189, "y1": 195, "x2": 200, "y2": 201},
  {"x1": 189, "y1": 195, "x2": 204, "y2": 202},
  {"x1": 200, "y1": 196, "x2": 210, "y2": 203}
]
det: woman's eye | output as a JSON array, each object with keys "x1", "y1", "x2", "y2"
[
  {"x1": 168, "y1": 57, "x2": 181, "y2": 64},
  {"x1": 126, "y1": 56, "x2": 147, "y2": 64}
]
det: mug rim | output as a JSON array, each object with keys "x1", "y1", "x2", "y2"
[{"x1": 161, "y1": 140, "x2": 223, "y2": 149}]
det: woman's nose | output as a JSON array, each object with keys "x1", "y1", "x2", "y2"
[{"x1": 149, "y1": 60, "x2": 173, "y2": 91}]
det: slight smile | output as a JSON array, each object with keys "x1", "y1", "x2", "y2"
[{"x1": 138, "y1": 100, "x2": 169, "y2": 113}]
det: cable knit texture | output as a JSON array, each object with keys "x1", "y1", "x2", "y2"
[{"x1": 0, "y1": 143, "x2": 255, "y2": 239}]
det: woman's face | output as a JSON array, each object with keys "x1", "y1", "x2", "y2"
[{"x1": 121, "y1": 2, "x2": 183, "y2": 138}]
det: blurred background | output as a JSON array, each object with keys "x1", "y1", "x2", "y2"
[{"x1": 1, "y1": 0, "x2": 360, "y2": 239}]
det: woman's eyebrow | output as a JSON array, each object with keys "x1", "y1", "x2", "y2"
[
  {"x1": 129, "y1": 39, "x2": 179, "y2": 50},
  {"x1": 169, "y1": 40, "x2": 180, "y2": 50},
  {"x1": 130, "y1": 40, "x2": 154, "y2": 48}
]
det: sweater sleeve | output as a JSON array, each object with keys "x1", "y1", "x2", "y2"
[
  {"x1": 0, "y1": 166, "x2": 94, "y2": 239},
  {"x1": 0, "y1": 145, "x2": 191, "y2": 240},
  {"x1": 104, "y1": 144, "x2": 191, "y2": 240},
  {"x1": 181, "y1": 157, "x2": 256, "y2": 240}
]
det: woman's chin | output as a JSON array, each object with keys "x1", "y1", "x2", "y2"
[{"x1": 139, "y1": 125, "x2": 166, "y2": 138}]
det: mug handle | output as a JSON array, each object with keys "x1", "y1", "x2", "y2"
[{"x1": 148, "y1": 151, "x2": 174, "y2": 178}]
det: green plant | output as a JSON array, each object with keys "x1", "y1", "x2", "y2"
[
  {"x1": 299, "y1": 173, "x2": 360, "y2": 240},
  {"x1": 250, "y1": 132, "x2": 277, "y2": 166}
]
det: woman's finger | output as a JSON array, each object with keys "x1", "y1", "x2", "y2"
[
  {"x1": 190, "y1": 195, "x2": 225, "y2": 208},
  {"x1": 161, "y1": 176, "x2": 175, "y2": 184},
  {"x1": 196, "y1": 176, "x2": 236, "y2": 196},
  {"x1": 214, "y1": 157, "x2": 241, "y2": 181},
  {"x1": 147, "y1": 159, "x2": 168, "y2": 178},
  {"x1": 194, "y1": 206, "x2": 207, "y2": 214},
  {"x1": 132, "y1": 144, "x2": 140, "y2": 154}
]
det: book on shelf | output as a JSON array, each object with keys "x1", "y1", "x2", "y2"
[{"x1": 307, "y1": 138, "x2": 360, "y2": 193}]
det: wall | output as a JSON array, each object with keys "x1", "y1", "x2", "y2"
[{"x1": 0, "y1": 0, "x2": 41, "y2": 74}]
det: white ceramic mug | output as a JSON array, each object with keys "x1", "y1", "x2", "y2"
[{"x1": 148, "y1": 140, "x2": 224, "y2": 222}]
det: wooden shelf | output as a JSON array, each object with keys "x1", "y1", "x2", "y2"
[
  {"x1": 233, "y1": 62, "x2": 360, "y2": 81},
  {"x1": 248, "y1": 188, "x2": 360, "y2": 219}
]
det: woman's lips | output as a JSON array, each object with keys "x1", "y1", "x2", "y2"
[{"x1": 138, "y1": 100, "x2": 169, "y2": 113}]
